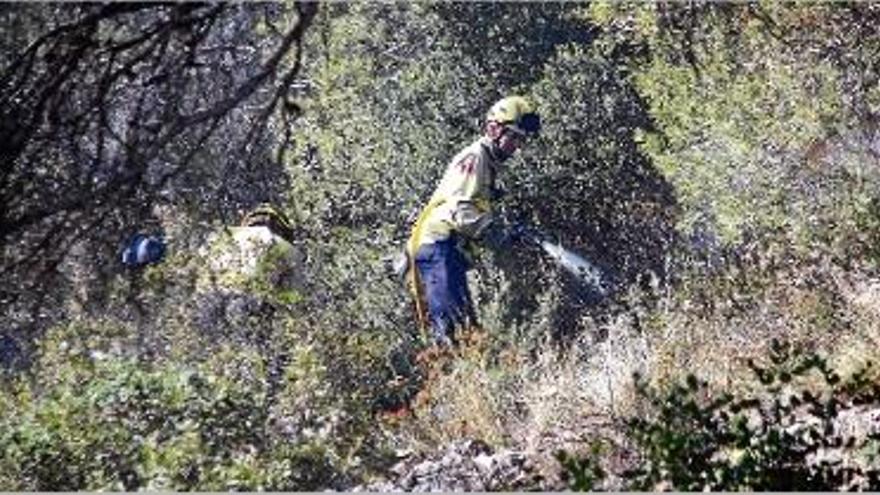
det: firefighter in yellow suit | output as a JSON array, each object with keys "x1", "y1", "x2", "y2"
[{"x1": 406, "y1": 96, "x2": 541, "y2": 346}]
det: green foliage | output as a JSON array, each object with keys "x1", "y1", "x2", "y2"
[
  {"x1": 524, "y1": 41, "x2": 678, "y2": 278},
  {"x1": 587, "y1": 3, "x2": 880, "y2": 258},
  {"x1": 556, "y1": 445, "x2": 607, "y2": 491},
  {"x1": 0, "y1": 358, "x2": 339, "y2": 491},
  {"x1": 287, "y1": 3, "x2": 483, "y2": 234},
  {"x1": 11, "y1": 2, "x2": 880, "y2": 491}
]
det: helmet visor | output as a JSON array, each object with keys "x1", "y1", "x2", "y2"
[{"x1": 517, "y1": 113, "x2": 541, "y2": 135}]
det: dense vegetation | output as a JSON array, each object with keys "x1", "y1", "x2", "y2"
[{"x1": 3, "y1": 2, "x2": 880, "y2": 490}]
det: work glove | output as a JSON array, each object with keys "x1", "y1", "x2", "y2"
[{"x1": 482, "y1": 221, "x2": 521, "y2": 252}]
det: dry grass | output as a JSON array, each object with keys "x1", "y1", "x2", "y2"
[{"x1": 390, "y1": 253, "x2": 880, "y2": 474}]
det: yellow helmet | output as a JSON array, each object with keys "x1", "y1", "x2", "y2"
[
  {"x1": 486, "y1": 95, "x2": 541, "y2": 135},
  {"x1": 241, "y1": 203, "x2": 295, "y2": 243}
]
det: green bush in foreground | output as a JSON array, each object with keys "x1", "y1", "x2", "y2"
[
  {"x1": 0, "y1": 360, "x2": 338, "y2": 491},
  {"x1": 561, "y1": 340, "x2": 880, "y2": 491}
]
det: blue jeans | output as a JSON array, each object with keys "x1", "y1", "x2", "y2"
[{"x1": 414, "y1": 238, "x2": 475, "y2": 346}]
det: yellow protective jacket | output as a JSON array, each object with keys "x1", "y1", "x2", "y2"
[
  {"x1": 407, "y1": 136, "x2": 500, "y2": 257},
  {"x1": 405, "y1": 137, "x2": 500, "y2": 331}
]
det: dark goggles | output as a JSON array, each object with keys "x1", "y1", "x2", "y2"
[{"x1": 516, "y1": 112, "x2": 541, "y2": 134}]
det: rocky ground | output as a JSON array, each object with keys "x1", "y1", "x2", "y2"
[
  {"x1": 353, "y1": 439, "x2": 558, "y2": 492},
  {"x1": 350, "y1": 399, "x2": 880, "y2": 492}
]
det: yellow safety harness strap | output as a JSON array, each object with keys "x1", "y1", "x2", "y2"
[{"x1": 406, "y1": 199, "x2": 446, "y2": 334}]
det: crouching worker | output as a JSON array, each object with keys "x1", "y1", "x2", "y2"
[{"x1": 405, "y1": 95, "x2": 541, "y2": 347}]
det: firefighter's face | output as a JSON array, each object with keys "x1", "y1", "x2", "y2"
[
  {"x1": 498, "y1": 128, "x2": 526, "y2": 156},
  {"x1": 487, "y1": 121, "x2": 526, "y2": 160}
]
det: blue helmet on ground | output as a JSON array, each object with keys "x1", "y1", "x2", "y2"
[{"x1": 121, "y1": 234, "x2": 166, "y2": 267}]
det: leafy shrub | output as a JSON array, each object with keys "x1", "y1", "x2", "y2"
[
  {"x1": 560, "y1": 339, "x2": 880, "y2": 491},
  {"x1": 0, "y1": 358, "x2": 341, "y2": 491},
  {"x1": 587, "y1": 2, "x2": 880, "y2": 261},
  {"x1": 556, "y1": 446, "x2": 607, "y2": 491}
]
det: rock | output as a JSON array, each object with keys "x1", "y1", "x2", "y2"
[{"x1": 351, "y1": 439, "x2": 552, "y2": 492}]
